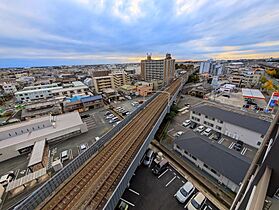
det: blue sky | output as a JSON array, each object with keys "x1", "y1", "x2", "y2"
[{"x1": 0, "y1": 0, "x2": 279, "y2": 67}]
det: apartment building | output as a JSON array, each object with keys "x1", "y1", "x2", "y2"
[
  {"x1": 141, "y1": 53, "x2": 175, "y2": 85},
  {"x1": 93, "y1": 71, "x2": 130, "y2": 93},
  {"x1": 174, "y1": 131, "x2": 251, "y2": 193},
  {"x1": 1, "y1": 82, "x2": 17, "y2": 94},
  {"x1": 241, "y1": 70, "x2": 261, "y2": 88},
  {"x1": 190, "y1": 104, "x2": 270, "y2": 148}
]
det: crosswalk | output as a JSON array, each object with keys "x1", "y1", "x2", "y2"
[{"x1": 82, "y1": 115, "x2": 97, "y2": 130}]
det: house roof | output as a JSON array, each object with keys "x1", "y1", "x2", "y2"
[
  {"x1": 192, "y1": 104, "x2": 270, "y2": 135},
  {"x1": 174, "y1": 132, "x2": 251, "y2": 184}
]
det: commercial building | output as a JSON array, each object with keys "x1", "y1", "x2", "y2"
[
  {"x1": 63, "y1": 95, "x2": 103, "y2": 112},
  {"x1": 0, "y1": 112, "x2": 88, "y2": 162},
  {"x1": 15, "y1": 82, "x2": 90, "y2": 102},
  {"x1": 141, "y1": 53, "x2": 175, "y2": 85},
  {"x1": 21, "y1": 99, "x2": 63, "y2": 120},
  {"x1": 174, "y1": 131, "x2": 251, "y2": 193},
  {"x1": 241, "y1": 70, "x2": 261, "y2": 88},
  {"x1": 190, "y1": 104, "x2": 270, "y2": 148}
]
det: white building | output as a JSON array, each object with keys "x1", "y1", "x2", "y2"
[
  {"x1": 1, "y1": 83, "x2": 17, "y2": 94},
  {"x1": 190, "y1": 104, "x2": 270, "y2": 148},
  {"x1": 0, "y1": 112, "x2": 88, "y2": 162},
  {"x1": 15, "y1": 82, "x2": 90, "y2": 102},
  {"x1": 174, "y1": 131, "x2": 251, "y2": 193}
]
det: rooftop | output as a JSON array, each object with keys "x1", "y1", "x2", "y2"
[
  {"x1": 192, "y1": 104, "x2": 270, "y2": 134},
  {"x1": 0, "y1": 112, "x2": 84, "y2": 149},
  {"x1": 28, "y1": 139, "x2": 46, "y2": 167},
  {"x1": 242, "y1": 88, "x2": 265, "y2": 100},
  {"x1": 174, "y1": 131, "x2": 251, "y2": 184}
]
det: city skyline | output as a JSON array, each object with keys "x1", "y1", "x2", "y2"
[{"x1": 0, "y1": 0, "x2": 279, "y2": 67}]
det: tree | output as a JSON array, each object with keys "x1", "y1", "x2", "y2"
[{"x1": 260, "y1": 76, "x2": 267, "y2": 84}]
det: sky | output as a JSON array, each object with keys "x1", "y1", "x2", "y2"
[{"x1": 0, "y1": 0, "x2": 279, "y2": 67}]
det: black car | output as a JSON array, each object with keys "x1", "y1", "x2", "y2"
[
  {"x1": 152, "y1": 159, "x2": 168, "y2": 175},
  {"x1": 233, "y1": 140, "x2": 244, "y2": 151},
  {"x1": 189, "y1": 122, "x2": 197, "y2": 129},
  {"x1": 212, "y1": 132, "x2": 221, "y2": 141}
]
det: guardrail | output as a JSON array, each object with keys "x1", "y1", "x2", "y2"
[{"x1": 14, "y1": 92, "x2": 161, "y2": 210}]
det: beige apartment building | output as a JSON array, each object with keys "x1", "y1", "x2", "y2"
[
  {"x1": 141, "y1": 53, "x2": 175, "y2": 85},
  {"x1": 93, "y1": 71, "x2": 130, "y2": 93}
]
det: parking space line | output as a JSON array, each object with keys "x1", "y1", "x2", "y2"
[
  {"x1": 15, "y1": 169, "x2": 20, "y2": 179},
  {"x1": 218, "y1": 138, "x2": 224, "y2": 144},
  {"x1": 120, "y1": 198, "x2": 135, "y2": 207},
  {"x1": 228, "y1": 142, "x2": 235, "y2": 149},
  {"x1": 166, "y1": 176, "x2": 176, "y2": 187},
  {"x1": 129, "y1": 188, "x2": 140, "y2": 195},
  {"x1": 241, "y1": 147, "x2": 248, "y2": 155},
  {"x1": 158, "y1": 169, "x2": 169, "y2": 179}
]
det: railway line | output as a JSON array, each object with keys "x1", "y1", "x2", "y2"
[{"x1": 38, "y1": 79, "x2": 181, "y2": 210}]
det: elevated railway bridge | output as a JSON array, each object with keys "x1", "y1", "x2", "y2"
[{"x1": 14, "y1": 75, "x2": 188, "y2": 210}]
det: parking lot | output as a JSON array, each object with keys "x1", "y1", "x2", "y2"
[{"x1": 119, "y1": 157, "x2": 218, "y2": 210}]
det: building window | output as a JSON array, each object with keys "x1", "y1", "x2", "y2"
[
  {"x1": 216, "y1": 126, "x2": 222, "y2": 130},
  {"x1": 217, "y1": 119, "x2": 223, "y2": 124},
  {"x1": 191, "y1": 155, "x2": 197, "y2": 161},
  {"x1": 211, "y1": 168, "x2": 217, "y2": 174},
  {"x1": 257, "y1": 141, "x2": 261, "y2": 146}
]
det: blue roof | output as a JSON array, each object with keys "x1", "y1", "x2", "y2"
[{"x1": 81, "y1": 95, "x2": 102, "y2": 103}]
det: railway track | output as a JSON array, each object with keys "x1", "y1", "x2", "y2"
[{"x1": 39, "y1": 79, "x2": 181, "y2": 210}]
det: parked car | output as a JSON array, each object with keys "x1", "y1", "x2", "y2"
[
  {"x1": 109, "y1": 117, "x2": 119, "y2": 124},
  {"x1": 0, "y1": 171, "x2": 15, "y2": 186},
  {"x1": 212, "y1": 132, "x2": 221, "y2": 141},
  {"x1": 203, "y1": 128, "x2": 212, "y2": 136},
  {"x1": 152, "y1": 159, "x2": 168, "y2": 175},
  {"x1": 185, "y1": 192, "x2": 206, "y2": 210},
  {"x1": 182, "y1": 120, "x2": 191, "y2": 127},
  {"x1": 104, "y1": 111, "x2": 111, "y2": 116},
  {"x1": 175, "y1": 131, "x2": 184, "y2": 137},
  {"x1": 233, "y1": 140, "x2": 244, "y2": 151},
  {"x1": 174, "y1": 181, "x2": 195, "y2": 203},
  {"x1": 106, "y1": 114, "x2": 115, "y2": 119},
  {"x1": 61, "y1": 150, "x2": 69, "y2": 161},
  {"x1": 143, "y1": 149, "x2": 154, "y2": 166},
  {"x1": 80, "y1": 144, "x2": 87, "y2": 152},
  {"x1": 222, "y1": 94, "x2": 230, "y2": 98},
  {"x1": 189, "y1": 122, "x2": 197, "y2": 129},
  {"x1": 196, "y1": 125, "x2": 205, "y2": 133}
]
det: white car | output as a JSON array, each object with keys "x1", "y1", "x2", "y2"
[
  {"x1": 182, "y1": 120, "x2": 191, "y2": 127},
  {"x1": 80, "y1": 144, "x2": 87, "y2": 151},
  {"x1": 174, "y1": 181, "x2": 195, "y2": 203},
  {"x1": 203, "y1": 128, "x2": 212, "y2": 136},
  {"x1": 185, "y1": 192, "x2": 206, "y2": 210},
  {"x1": 175, "y1": 131, "x2": 184, "y2": 137},
  {"x1": 196, "y1": 125, "x2": 205, "y2": 133},
  {"x1": 106, "y1": 114, "x2": 115, "y2": 119}
]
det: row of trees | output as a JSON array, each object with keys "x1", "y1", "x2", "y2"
[
  {"x1": 266, "y1": 68, "x2": 279, "y2": 79},
  {"x1": 260, "y1": 76, "x2": 279, "y2": 91}
]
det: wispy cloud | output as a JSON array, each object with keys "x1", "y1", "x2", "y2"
[{"x1": 0, "y1": 0, "x2": 279, "y2": 67}]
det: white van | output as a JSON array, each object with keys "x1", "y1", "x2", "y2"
[{"x1": 174, "y1": 181, "x2": 195, "y2": 203}]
